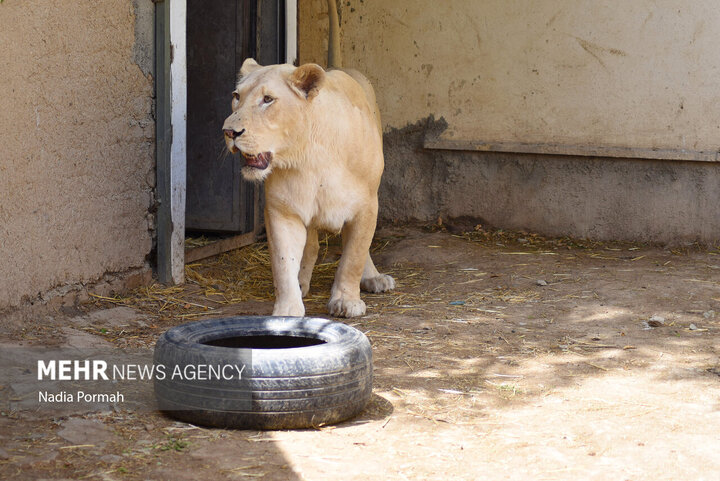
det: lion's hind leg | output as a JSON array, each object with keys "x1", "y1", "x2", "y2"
[{"x1": 360, "y1": 254, "x2": 395, "y2": 293}]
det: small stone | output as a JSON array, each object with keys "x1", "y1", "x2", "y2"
[
  {"x1": 71, "y1": 307, "x2": 148, "y2": 329},
  {"x1": 58, "y1": 418, "x2": 114, "y2": 446},
  {"x1": 689, "y1": 324, "x2": 698, "y2": 330},
  {"x1": 703, "y1": 310, "x2": 716, "y2": 319},
  {"x1": 0, "y1": 447, "x2": 10, "y2": 460},
  {"x1": 100, "y1": 454, "x2": 123, "y2": 463},
  {"x1": 536, "y1": 280, "x2": 548, "y2": 286},
  {"x1": 60, "y1": 328, "x2": 112, "y2": 349},
  {"x1": 648, "y1": 316, "x2": 665, "y2": 327}
]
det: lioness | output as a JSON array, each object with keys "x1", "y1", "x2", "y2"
[{"x1": 222, "y1": 2, "x2": 394, "y2": 318}]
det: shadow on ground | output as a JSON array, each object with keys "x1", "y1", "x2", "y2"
[{"x1": 1, "y1": 226, "x2": 719, "y2": 480}]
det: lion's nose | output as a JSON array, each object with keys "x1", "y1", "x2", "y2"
[{"x1": 223, "y1": 128, "x2": 245, "y2": 139}]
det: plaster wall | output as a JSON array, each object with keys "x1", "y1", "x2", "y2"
[
  {"x1": 302, "y1": 0, "x2": 720, "y2": 154},
  {"x1": 299, "y1": 0, "x2": 720, "y2": 243},
  {"x1": 0, "y1": 0, "x2": 156, "y2": 308}
]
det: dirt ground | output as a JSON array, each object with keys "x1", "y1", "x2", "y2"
[{"x1": 1, "y1": 225, "x2": 719, "y2": 480}]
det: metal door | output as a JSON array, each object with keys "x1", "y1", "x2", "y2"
[{"x1": 185, "y1": 0, "x2": 285, "y2": 233}]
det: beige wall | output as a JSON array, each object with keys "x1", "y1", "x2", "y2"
[
  {"x1": 0, "y1": 0, "x2": 155, "y2": 308},
  {"x1": 302, "y1": 0, "x2": 720, "y2": 155},
  {"x1": 299, "y1": 1, "x2": 720, "y2": 244}
]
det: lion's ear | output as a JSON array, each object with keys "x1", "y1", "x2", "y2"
[
  {"x1": 288, "y1": 64, "x2": 326, "y2": 101},
  {"x1": 240, "y1": 58, "x2": 262, "y2": 78}
]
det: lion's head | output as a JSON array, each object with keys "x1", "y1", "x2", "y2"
[{"x1": 222, "y1": 58, "x2": 326, "y2": 182}]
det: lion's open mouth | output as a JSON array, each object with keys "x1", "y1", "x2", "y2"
[{"x1": 241, "y1": 151, "x2": 272, "y2": 170}]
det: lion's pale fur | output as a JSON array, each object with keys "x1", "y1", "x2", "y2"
[{"x1": 222, "y1": 60, "x2": 394, "y2": 317}]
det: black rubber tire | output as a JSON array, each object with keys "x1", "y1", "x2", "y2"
[{"x1": 153, "y1": 316, "x2": 373, "y2": 429}]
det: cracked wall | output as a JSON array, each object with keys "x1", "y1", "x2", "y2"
[
  {"x1": 302, "y1": 0, "x2": 720, "y2": 153},
  {"x1": 0, "y1": 0, "x2": 156, "y2": 308},
  {"x1": 299, "y1": 0, "x2": 720, "y2": 244}
]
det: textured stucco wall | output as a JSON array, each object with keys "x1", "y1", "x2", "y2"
[
  {"x1": 299, "y1": 0, "x2": 720, "y2": 244},
  {"x1": 303, "y1": 0, "x2": 720, "y2": 153},
  {"x1": 0, "y1": 0, "x2": 155, "y2": 308}
]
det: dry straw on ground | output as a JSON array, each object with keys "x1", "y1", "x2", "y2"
[
  {"x1": 91, "y1": 226, "x2": 718, "y2": 323},
  {"x1": 91, "y1": 235, "x2": 427, "y2": 320}
]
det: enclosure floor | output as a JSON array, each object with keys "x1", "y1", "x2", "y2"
[{"x1": 2, "y1": 226, "x2": 719, "y2": 480}]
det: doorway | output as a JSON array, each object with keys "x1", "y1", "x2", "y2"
[{"x1": 155, "y1": 0, "x2": 296, "y2": 284}]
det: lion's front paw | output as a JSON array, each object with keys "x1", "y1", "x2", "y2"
[
  {"x1": 360, "y1": 274, "x2": 396, "y2": 293},
  {"x1": 327, "y1": 297, "x2": 366, "y2": 318},
  {"x1": 272, "y1": 299, "x2": 305, "y2": 317}
]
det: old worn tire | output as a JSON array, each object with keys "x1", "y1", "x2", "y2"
[{"x1": 153, "y1": 316, "x2": 373, "y2": 429}]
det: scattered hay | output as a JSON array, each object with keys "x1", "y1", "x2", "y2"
[
  {"x1": 91, "y1": 235, "x2": 428, "y2": 320},
  {"x1": 92, "y1": 224, "x2": 693, "y2": 324},
  {"x1": 457, "y1": 224, "x2": 644, "y2": 252},
  {"x1": 92, "y1": 242, "x2": 280, "y2": 319},
  {"x1": 184, "y1": 236, "x2": 215, "y2": 248}
]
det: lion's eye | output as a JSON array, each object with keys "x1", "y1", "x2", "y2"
[{"x1": 262, "y1": 95, "x2": 275, "y2": 105}]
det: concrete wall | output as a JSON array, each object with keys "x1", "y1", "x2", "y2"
[
  {"x1": 0, "y1": 0, "x2": 156, "y2": 309},
  {"x1": 299, "y1": 0, "x2": 720, "y2": 244},
  {"x1": 381, "y1": 118, "x2": 720, "y2": 244}
]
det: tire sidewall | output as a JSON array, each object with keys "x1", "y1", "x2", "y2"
[{"x1": 153, "y1": 316, "x2": 373, "y2": 429}]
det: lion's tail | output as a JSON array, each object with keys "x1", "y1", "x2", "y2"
[{"x1": 327, "y1": 0, "x2": 342, "y2": 69}]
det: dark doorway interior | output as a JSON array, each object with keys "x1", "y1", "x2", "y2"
[{"x1": 185, "y1": 0, "x2": 285, "y2": 235}]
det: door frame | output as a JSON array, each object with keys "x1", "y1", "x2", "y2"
[{"x1": 155, "y1": 0, "x2": 297, "y2": 284}]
